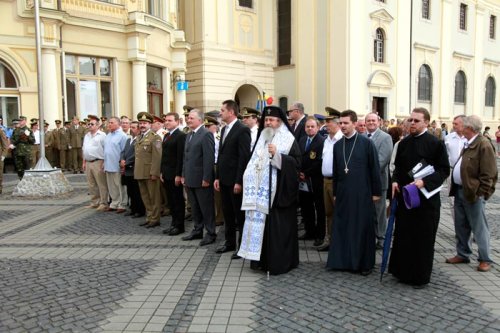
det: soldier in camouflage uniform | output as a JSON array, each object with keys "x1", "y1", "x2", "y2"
[{"x1": 10, "y1": 116, "x2": 35, "y2": 179}]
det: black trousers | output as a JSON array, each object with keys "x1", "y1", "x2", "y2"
[
  {"x1": 164, "y1": 178, "x2": 185, "y2": 230},
  {"x1": 220, "y1": 183, "x2": 245, "y2": 247},
  {"x1": 299, "y1": 178, "x2": 325, "y2": 240},
  {"x1": 123, "y1": 175, "x2": 145, "y2": 215}
]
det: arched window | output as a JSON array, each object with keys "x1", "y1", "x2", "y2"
[
  {"x1": 485, "y1": 76, "x2": 496, "y2": 107},
  {"x1": 374, "y1": 28, "x2": 385, "y2": 63},
  {"x1": 417, "y1": 64, "x2": 432, "y2": 102},
  {"x1": 454, "y1": 71, "x2": 466, "y2": 104},
  {"x1": 0, "y1": 61, "x2": 20, "y2": 128}
]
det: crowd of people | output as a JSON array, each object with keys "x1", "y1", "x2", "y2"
[{"x1": 0, "y1": 103, "x2": 498, "y2": 288}]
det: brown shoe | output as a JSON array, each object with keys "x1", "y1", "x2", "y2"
[
  {"x1": 104, "y1": 207, "x2": 116, "y2": 212},
  {"x1": 477, "y1": 262, "x2": 491, "y2": 272},
  {"x1": 116, "y1": 208, "x2": 126, "y2": 214},
  {"x1": 445, "y1": 256, "x2": 470, "y2": 264}
]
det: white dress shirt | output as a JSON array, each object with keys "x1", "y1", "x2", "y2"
[
  {"x1": 321, "y1": 130, "x2": 343, "y2": 177},
  {"x1": 452, "y1": 134, "x2": 478, "y2": 185},
  {"x1": 445, "y1": 131, "x2": 468, "y2": 167}
]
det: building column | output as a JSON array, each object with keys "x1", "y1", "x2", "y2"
[
  {"x1": 438, "y1": 0, "x2": 453, "y2": 118},
  {"x1": 174, "y1": 72, "x2": 186, "y2": 116},
  {"x1": 472, "y1": 6, "x2": 485, "y2": 117},
  {"x1": 162, "y1": 67, "x2": 170, "y2": 114},
  {"x1": 132, "y1": 60, "x2": 147, "y2": 118},
  {"x1": 41, "y1": 49, "x2": 59, "y2": 126}
]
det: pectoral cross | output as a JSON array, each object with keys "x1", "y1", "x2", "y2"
[{"x1": 344, "y1": 167, "x2": 349, "y2": 174}]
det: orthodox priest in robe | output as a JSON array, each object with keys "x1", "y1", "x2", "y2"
[
  {"x1": 389, "y1": 108, "x2": 449, "y2": 288},
  {"x1": 238, "y1": 105, "x2": 301, "y2": 275},
  {"x1": 326, "y1": 110, "x2": 382, "y2": 275}
]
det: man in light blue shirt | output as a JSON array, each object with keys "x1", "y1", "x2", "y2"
[{"x1": 104, "y1": 116, "x2": 128, "y2": 212}]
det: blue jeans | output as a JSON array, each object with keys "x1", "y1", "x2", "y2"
[{"x1": 454, "y1": 187, "x2": 492, "y2": 263}]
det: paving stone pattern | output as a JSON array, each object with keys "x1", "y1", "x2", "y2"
[
  {"x1": 251, "y1": 263, "x2": 500, "y2": 333},
  {"x1": 0, "y1": 258, "x2": 154, "y2": 332}
]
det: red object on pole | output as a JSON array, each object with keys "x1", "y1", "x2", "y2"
[{"x1": 266, "y1": 96, "x2": 273, "y2": 105}]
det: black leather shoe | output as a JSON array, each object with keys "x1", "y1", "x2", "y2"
[
  {"x1": 146, "y1": 222, "x2": 160, "y2": 228},
  {"x1": 316, "y1": 243, "x2": 330, "y2": 252},
  {"x1": 182, "y1": 232, "x2": 203, "y2": 241},
  {"x1": 313, "y1": 239, "x2": 323, "y2": 247},
  {"x1": 139, "y1": 222, "x2": 149, "y2": 226},
  {"x1": 360, "y1": 269, "x2": 373, "y2": 276},
  {"x1": 231, "y1": 252, "x2": 241, "y2": 260},
  {"x1": 162, "y1": 226, "x2": 174, "y2": 234},
  {"x1": 169, "y1": 227, "x2": 185, "y2": 236},
  {"x1": 216, "y1": 244, "x2": 236, "y2": 254},
  {"x1": 133, "y1": 213, "x2": 145, "y2": 219},
  {"x1": 199, "y1": 237, "x2": 216, "y2": 246},
  {"x1": 124, "y1": 211, "x2": 135, "y2": 217}
]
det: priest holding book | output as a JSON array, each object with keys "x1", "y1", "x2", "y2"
[{"x1": 389, "y1": 108, "x2": 450, "y2": 288}]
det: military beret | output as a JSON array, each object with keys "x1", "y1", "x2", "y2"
[
  {"x1": 44, "y1": 122, "x2": 49, "y2": 127},
  {"x1": 183, "y1": 105, "x2": 194, "y2": 112},
  {"x1": 87, "y1": 114, "x2": 99, "y2": 122},
  {"x1": 12, "y1": 119, "x2": 20, "y2": 125},
  {"x1": 137, "y1": 112, "x2": 153, "y2": 123},
  {"x1": 64, "y1": 121, "x2": 71, "y2": 125},
  {"x1": 79, "y1": 121, "x2": 86, "y2": 125},
  {"x1": 204, "y1": 116, "x2": 219, "y2": 126},
  {"x1": 55, "y1": 120, "x2": 62, "y2": 124},
  {"x1": 83, "y1": 118, "x2": 89, "y2": 122},
  {"x1": 19, "y1": 116, "x2": 27, "y2": 121}
]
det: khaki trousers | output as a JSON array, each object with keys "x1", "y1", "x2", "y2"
[
  {"x1": 106, "y1": 172, "x2": 127, "y2": 209},
  {"x1": 138, "y1": 179, "x2": 161, "y2": 224},
  {"x1": 0, "y1": 159, "x2": 3, "y2": 193},
  {"x1": 85, "y1": 160, "x2": 108, "y2": 206},
  {"x1": 323, "y1": 177, "x2": 335, "y2": 244},
  {"x1": 31, "y1": 144, "x2": 40, "y2": 166},
  {"x1": 71, "y1": 148, "x2": 83, "y2": 171}
]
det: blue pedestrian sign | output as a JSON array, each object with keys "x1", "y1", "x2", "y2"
[{"x1": 176, "y1": 81, "x2": 189, "y2": 91}]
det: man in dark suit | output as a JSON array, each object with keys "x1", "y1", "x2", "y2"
[
  {"x1": 365, "y1": 113, "x2": 393, "y2": 248},
  {"x1": 214, "y1": 100, "x2": 251, "y2": 258},
  {"x1": 181, "y1": 109, "x2": 217, "y2": 246},
  {"x1": 160, "y1": 112, "x2": 186, "y2": 236},
  {"x1": 298, "y1": 117, "x2": 326, "y2": 246},
  {"x1": 120, "y1": 121, "x2": 145, "y2": 218},
  {"x1": 288, "y1": 101, "x2": 307, "y2": 143}
]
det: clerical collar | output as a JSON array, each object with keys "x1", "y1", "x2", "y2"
[
  {"x1": 344, "y1": 131, "x2": 357, "y2": 139},
  {"x1": 414, "y1": 128, "x2": 428, "y2": 137}
]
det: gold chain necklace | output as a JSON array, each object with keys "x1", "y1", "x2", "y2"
[{"x1": 343, "y1": 133, "x2": 358, "y2": 174}]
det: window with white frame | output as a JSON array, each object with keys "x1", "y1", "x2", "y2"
[
  {"x1": 0, "y1": 62, "x2": 19, "y2": 128},
  {"x1": 374, "y1": 28, "x2": 385, "y2": 63},
  {"x1": 238, "y1": 0, "x2": 253, "y2": 8},
  {"x1": 454, "y1": 71, "x2": 467, "y2": 104},
  {"x1": 485, "y1": 76, "x2": 496, "y2": 107},
  {"x1": 65, "y1": 54, "x2": 113, "y2": 120},
  {"x1": 417, "y1": 64, "x2": 432, "y2": 102}
]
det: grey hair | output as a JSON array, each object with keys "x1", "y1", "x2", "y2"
[
  {"x1": 453, "y1": 114, "x2": 466, "y2": 121},
  {"x1": 463, "y1": 115, "x2": 482, "y2": 133},
  {"x1": 109, "y1": 116, "x2": 121, "y2": 124},
  {"x1": 190, "y1": 109, "x2": 205, "y2": 121},
  {"x1": 291, "y1": 102, "x2": 304, "y2": 114}
]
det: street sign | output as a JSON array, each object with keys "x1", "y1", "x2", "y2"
[{"x1": 176, "y1": 81, "x2": 189, "y2": 91}]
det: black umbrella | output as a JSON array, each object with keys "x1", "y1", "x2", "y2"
[{"x1": 380, "y1": 199, "x2": 398, "y2": 282}]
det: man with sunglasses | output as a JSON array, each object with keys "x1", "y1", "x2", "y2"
[
  {"x1": 389, "y1": 108, "x2": 450, "y2": 288},
  {"x1": 82, "y1": 115, "x2": 108, "y2": 211}
]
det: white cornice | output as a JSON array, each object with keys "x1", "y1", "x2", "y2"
[
  {"x1": 369, "y1": 9, "x2": 394, "y2": 23},
  {"x1": 453, "y1": 51, "x2": 474, "y2": 60},
  {"x1": 414, "y1": 43, "x2": 439, "y2": 52}
]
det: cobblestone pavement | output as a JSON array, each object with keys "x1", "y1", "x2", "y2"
[{"x1": 0, "y1": 164, "x2": 499, "y2": 333}]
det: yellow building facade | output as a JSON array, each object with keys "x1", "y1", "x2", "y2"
[
  {"x1": 0, "y1": 0, "x2": 188, "y2": 126},
  {"x1": 1, "y1": 0, "x2": 499, "y2": 127}
]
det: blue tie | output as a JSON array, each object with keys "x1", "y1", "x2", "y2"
[{"x1": 305, "y1": 137, "x2": 312, "y2": 151}]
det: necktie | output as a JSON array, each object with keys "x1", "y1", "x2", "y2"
[
  {"x1": 367, "y1": 133, "x2": 372, "y2": 138},
  {"x1": 163, "y1": 132, "x2": 171, "y2": 143},
  {"x1": 188, "y1": 131, "x2": 194, "y2": 143},
  {"x1": 305, "y1": 137, "x2": 312, "y2": 151},
  {"x1": 222, "y1": 127, "x2": 228, "y2": 144}
]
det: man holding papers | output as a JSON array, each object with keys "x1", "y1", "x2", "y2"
[{"x1": 389, "y1": 108, "x2": 450, "y2": 288}]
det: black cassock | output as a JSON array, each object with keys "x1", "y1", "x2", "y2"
[
  {"x1": 327, "y1": 133, "x2": 381, "y2": 272},
  {"x1": 258, "y1": 142, "x2": 301, "y2": 275},
  {"x1": 389, "y1": 132, "x2": 449, "y2": 286}
]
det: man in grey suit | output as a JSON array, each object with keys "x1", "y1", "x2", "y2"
[
  {"x1": 181, "y1": 109, "x2": 217, "y2": 246},
  {"x1": 366, "y1": 113, "x2": 393, "y2": 248}
]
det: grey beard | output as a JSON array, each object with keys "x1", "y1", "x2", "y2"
[{"x1": 261, "y1": 127, "x2": 276, "y2": 143}]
